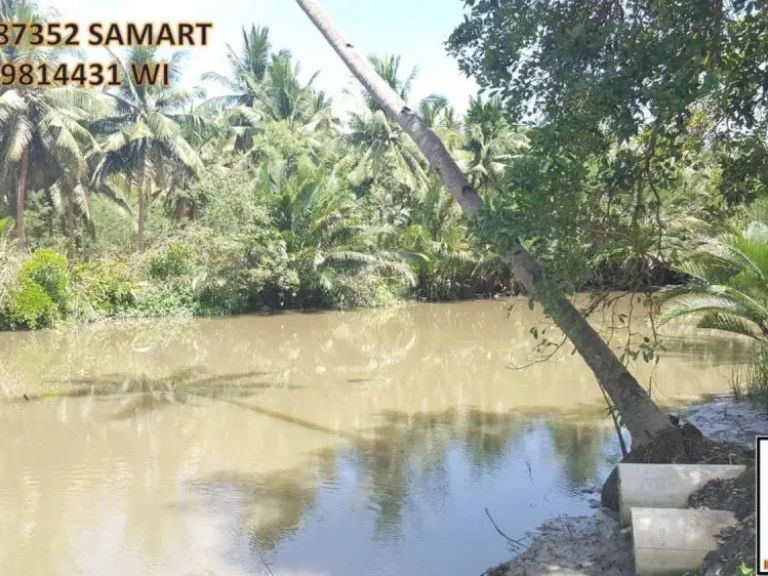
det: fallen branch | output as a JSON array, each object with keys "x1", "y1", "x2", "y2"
[{"x1": 484, "y1": 508, "x2": 529, "y2": 552}]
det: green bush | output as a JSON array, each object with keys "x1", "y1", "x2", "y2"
[
  {"x1": 327, "y1": 275, "x2": 404, "y2": 310},
  {"x1": 0, "y1": 249, "x2": 71, "y2": 329},
  {"x1": 195, "y1": 282, "x2": 248, "y2": 316},
  {"x1": 18, "y1": 250, "x2": 70, "y2": 309},
  {"x1": 731, "y1": 346, "x2": 768, "y2": 410},
  {"x1": 70, "y1": 262, "x2": 136, "y2": 319},
  {"x1": 3, "y1": 280, "x2": 59, "y2": 329},
  {"x1": 193, "y1": 162, "x2": 270, "y2": 236},
  {"x1": 148, "y1": 242, "x2": 195, "y2": 280},
  {"x1": 129, "y1": 281, "x2": 197, "y2": 318}
]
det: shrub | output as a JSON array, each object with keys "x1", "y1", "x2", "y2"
[
  {"x1": 327, "y1": 275, "x2": 404, "y2": 310},
  {"x1": 0, "y1": 217, "x2": 18, "y2": 313},
  {"x1": 744, "y1": 347, "x2": 768, "y2": 409},
  {"x1": 195, "y1": 282, "x2": 248, "y2": 316},
  {"x1": 23, "y1": 190, "x2": 64, "y2": 253},
  {"x1": 193, "y1": 162, "x2": 269, "y2": 236},
  {"x1": 148, "y1": 242, "x2": 194, "y2": 280},
  {"x1": 70, "y1": 262, "x2": 136, "y2": 319},
  {"x1": 18, "y1": 250, "x2": 70, "y2": 308},
  {"x1": 3, "y1": 280, "x2": 59, "y2": 329},
  {"x1": 129, "y1": 281, "x2": 197, "y2": 318}
]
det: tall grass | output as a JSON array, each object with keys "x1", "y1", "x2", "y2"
[{"x1": 728, "y1": 346, "x2": 768, "y2": 409}]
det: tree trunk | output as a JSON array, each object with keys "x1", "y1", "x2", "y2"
[
  {"x1": 66, "y1": 192, "x2": 76, "y2": 261},
  {"x1": 294, "y1": 0, "x2": 675, "y2": 446},
  {"x1": 137, "y1": 160, "x2": 148, "y2": 254},
  {"x1": 15, "y1": 149, "x2": 28, "y2": 255},
  {"x1": 175, "y1": 197, "x2": 194, "y2": 223}
]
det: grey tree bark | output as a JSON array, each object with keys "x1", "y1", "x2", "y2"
[{"x1": 294, "y1": 0, "x2": 676, "y2": 446}]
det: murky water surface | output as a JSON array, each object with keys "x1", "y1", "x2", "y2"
[{"x1": 0, "y1": 300, "x2": 752, "y2": 575}]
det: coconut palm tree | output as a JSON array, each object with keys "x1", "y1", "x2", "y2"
[
  {"x1": 261, "y1": 161, "x2": 418, "y2": 305},
  {"x1": 0, "y1": 0, "x2": 98, "y2": 255},
  {"x1": 202, "y1": 24, "x2": 278, "y2": 110},
  {"x1": 0, "y1": 88, "x2": 105, "y2": 258},
  {"x1": 345, "y1": 53, "x2": 429, "y2": 207},
  {"x1": 463, "y1": 96, "x2": 527, "y2": 192},
  {"x1": 659, "y1": 221, "x2": 768, "y2": 343},
  {"x1": 204, "y1": 29, "x2": 330, "y2": 155},
  {"x1": 364, "y1": 53, "x2": 417, "y2": 113},
  {"x1": 258, "y1": 52, "x2": 321, "y2": 125},
  {"x1": 347, "y1": 107, "x2": 428, "y2": 196},
  {"x1": 418, "y1": 94, "x2": 449, "y2": 128},
  {"x1": 90, "y1": 47, "x2": 204, "y2": 252},
  {"x1": 418, "y1": 94, "x2": 465, "y2": 160},
  {"x1": 0, "y1": 89, "x2": 103, "y2": 260},
  {"x1": 400, "y1": 177, "x2": 485, "y2": 299}
]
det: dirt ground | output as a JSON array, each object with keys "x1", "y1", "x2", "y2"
[
  {"x1": 482, "y1": 515, "x2": 633, "y2": 576},
  {"x1": 485, "y1": 397, "x2": 766, "y2": 576},
  {"x1": 689, "y1": 466, "x2": 756, "y2": 575}
]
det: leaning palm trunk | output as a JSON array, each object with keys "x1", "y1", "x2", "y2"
[
  {"x1": 295, "y1": 0, "x2": 674, "y2": 446},
  {"x1": 15, "y1": 149, "x2": 29, "y2": 255}
]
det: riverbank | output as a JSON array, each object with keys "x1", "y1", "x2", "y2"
[{"x1": 484, "y1": 396, "x2": 767, "y2": 576}]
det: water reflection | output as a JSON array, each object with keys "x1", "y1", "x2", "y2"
[
  {"x1": 0, "y1": 299, "x2": 751, "y2": 575},
  {"x1": 194, "y1": 407, "x2": 617, "y2": 576}
]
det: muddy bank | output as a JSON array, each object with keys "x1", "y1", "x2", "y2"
[
  {"x1": 485, "y1": 397, "x2": 766, "y2": 576},
  {"x1": 482, "y1": 514, "x2": 633, "y2": 576},
  {"x1": 684, "y1": 397, "x2": 768, "y2": 447}
]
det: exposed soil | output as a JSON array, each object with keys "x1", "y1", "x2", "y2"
[
  {"x1": 482, "y1": 515, "x2": 633, "y2": 576},
  {"x1": 697, "y1": 516, "x2": 755, "y2": 576},
  {"x1": 685, "y1": 397, "x2": 766, "y2": 575},
  {"x1": 688, "y1": 465, "x2": 757, "y2": 574},
  {"x1": 487, "y1": 397, "x2": 764, "y2": 576},
  {"x1": 689, "y1": 465, "x2": 756, "y2": 521}
]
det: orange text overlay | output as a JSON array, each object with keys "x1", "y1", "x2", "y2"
[
  {"x1": 0, "y1": 61, "x2": 174, "y2": 88},
  {"x1": 0, "y1": 22, "x2": 212, "y2": 47}
]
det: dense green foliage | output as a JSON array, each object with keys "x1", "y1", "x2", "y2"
[
  {"x1": 2, "y1": 0, "x2": 768, "y2": 332},
  {"x1": 0, "y1": 2, "x2": 521, "y2": 328},
  {"x1": 449, "y1": 0, "x2": 768, "y2": 289},
  {"x1": 659, "y1": 221, "x2": 768, "y2": 343},
  {"x1": 1, "y1": 249, "x2": 68, "y2": 328}
]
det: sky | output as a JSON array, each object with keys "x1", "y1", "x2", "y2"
[{"x1": 50, "y1": 0, "x2": 479, "y2": 113}]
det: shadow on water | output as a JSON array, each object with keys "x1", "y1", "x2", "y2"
[
  {"x1": 0, "y1": 300, "x2": 741, "y2": 575},
  {"x1": 11, "y1": 369, "x2": 305, "y2": 423},
  {"x1": 659, "y1": 334, "x2": 755, "y2": 365},
  {"x1": 190, "y1": 405, "x2": 614, "y2": 575}
]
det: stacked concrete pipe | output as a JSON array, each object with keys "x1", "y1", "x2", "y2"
[{"x1": 616, "y1": 463, "x2": 746, "y2": 575}]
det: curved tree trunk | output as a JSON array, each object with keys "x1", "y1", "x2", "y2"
[
  {"x1": 15, "y1": 149, "x2": 29, "y2": 255},
  {"x1": 294, "y1": 0, "x2": 675, "y2": 446}
]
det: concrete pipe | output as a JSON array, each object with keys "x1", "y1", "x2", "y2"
[
  {"x1": 632, "y1": 507, "x2": 738, "y2": 575},
  {"x1": 618, "y1": 463, "x2": 746, "y2": 526}
]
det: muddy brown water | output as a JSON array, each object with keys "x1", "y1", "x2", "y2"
[{"x1": 0, "y1": 299, "x2": 753, "y2": 576}]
